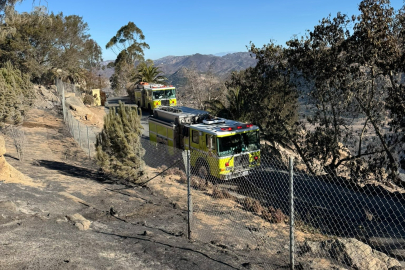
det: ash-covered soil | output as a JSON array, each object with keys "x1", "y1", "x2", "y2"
[{"x1": 0, "y1": 108, "x2": 289, "y2": 270}]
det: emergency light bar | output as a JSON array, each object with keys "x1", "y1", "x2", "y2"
[
  {"x1": 219, "y1": 123, "x2": 254, "y2": 132},
  {"x1": 220, "y1": 127, "x2": 233, "y2": 131}
]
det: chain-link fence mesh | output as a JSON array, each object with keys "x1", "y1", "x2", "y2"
[
  {"x1": 56, "y1": 79, "x2": 100, "y2": 158},
  {"x1": 291, "y1": 161, "x2": 405, "y2": 269},
  {"x1": 55, "y1": 78, "x2": 405, "y2": 269},
  {"x1": 139, "y1": 140, "x2": 405, "y2": 269},
  {"x1": 186, "y1": 149, "x2": 293, "y2": 269}
]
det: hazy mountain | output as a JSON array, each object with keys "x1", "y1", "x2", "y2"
[
  {"x1": 98, "y1": 52, "x2": 257, "y2": 83},
  {"x1": 97, "y1": 60, "x2": 114, "y2": 79},
  {"x1": 213, "y1": 51, "x2": 236, "y2": 57},
  {"x1": 154, "y1": 52, "x2": 257, "y2": 78}
]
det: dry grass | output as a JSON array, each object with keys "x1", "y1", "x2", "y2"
[
  {"x1": 191, "y1": 176, "x2": 210, "y2": 191},
  {"x1": 262, "y1": 206, "x2": 287, "y2": 224},
  {"x1": 212, "y1": 185, "x2": 234, "y2": 200},
  {"x1": 242, "y1": 197, "x2": 264, "y2": 215},
  {"x1": 9, "y1": 126, "x2": 26, "y2": 161},
  {"x1": 157, "y1": 165, "x2": 187, "y2": 180}
]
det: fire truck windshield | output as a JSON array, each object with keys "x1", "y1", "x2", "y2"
[
  {"x1": 217, "y1": 131, "x2": 260, "y2": 157},
  {"x1": 152, "y1": 89, "x2": 176, "y2": 100}
]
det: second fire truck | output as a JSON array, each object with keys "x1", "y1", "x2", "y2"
[{"x1": 127, "y1": 82, "x2": 177, "y2": 113}]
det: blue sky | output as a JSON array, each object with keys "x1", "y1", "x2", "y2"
[{"x1": 15, "y1": 0, "x2": 405, "y2": 61}]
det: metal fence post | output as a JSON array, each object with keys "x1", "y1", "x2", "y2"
[
  {"x1": 187, "y1": 150, "x2": 192, "y2": 240},
  {"x1": 78, "y1": 121, "x2": 81, "y2": 148},
  {"x1": 67, "y1": 111, "x2": 71, "y2": 134},
  {"x1": 87, "y1": 126, "x2": 91, "y2": 159},
  {"x1": 71, "y1": 113, "x2": 74, "y2": 138},
  {"x1": 69, "y1": 112, "x2": 72, "y2": 135},
  {"x1": 289, "y1": 156, "x2": 295, "y2": 270},
  {"x1": 61, "y1": 79, "x2": 66, "y2": 122}
]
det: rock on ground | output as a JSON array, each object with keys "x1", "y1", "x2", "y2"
[
  {"x1": 65, "y1": 96, "x2": 95, "y2": 121},
  {"x1": 67, "y1": 213, "x2": 92, "y2": 231},
  {"x1": 33, "y1": 85, "x2": 60, "y2": 109},
  {"x1": 300, "y1": 238, "x2": 402, "y2": 270},
  {"x1": 0, "y1": 200, "x2": 18, "y2": 214}
]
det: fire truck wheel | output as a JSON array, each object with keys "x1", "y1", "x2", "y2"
[{"x1": 196, "y1": 160, "x2": 209, "y2": 180}]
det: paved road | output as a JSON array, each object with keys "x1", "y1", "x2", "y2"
[{"x1": 243, "y1": 156, "x2": 405, "y2": 259}]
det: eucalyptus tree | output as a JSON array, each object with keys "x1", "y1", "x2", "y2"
[{"x1": 106, "y1": 22, "x2": 149, "y2": 94}]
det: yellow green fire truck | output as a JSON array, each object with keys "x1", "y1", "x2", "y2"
[
  {"x1": 127, "y1": 82, "x2": 177, "y2": 112},
  {"x1": 149, "y1": 106, "x2": 260, "y2": 180}
]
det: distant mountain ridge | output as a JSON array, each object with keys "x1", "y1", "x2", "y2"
[
  {"x1": 98, "y1": 52, "x2": 257, "y2": 82},
  {"x1": 154, "y1": 52, "x2": 257, "y2": 78}
]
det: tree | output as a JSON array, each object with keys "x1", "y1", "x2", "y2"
[
  {"x1": 386, "y1": 4, "x2": 405, "y2": 171},
  {"x1": 0, "y1": 61, "x2": 34, "y2": 126},
  {"x1": 134, "y1": 61, "x2": 167, "y2": 84},
  {"x1": 184, "y1": 62, "x2": 224, "y2": 110},
  {"x1": 0, "y1": 0, "x2": 21, "y2": 10},
  {"x1": 0, "y1": 0, "x2": 22, "y2": 20},
  {"x1": 205, "y1": 82, "x2": 247, "y2": 121},
  {"x1": 344, "y1": 0, "x2": 401, "y2": 182},
  {"x1": 287, "y1": 0, "x2": 405, "y2": 184},
  {"x1": 247, "y1": 42, "x2": 301, "y2": 158},
  {"x1": 287, "y1": 12, "x2": 358, "y2": 175},
  {"x1": 96, "y1": 101, "x2": 145, "y2": 182},
  {"x1": 0, "y1": 8, "x2": 102, "y2": 84},
  {"x1": 106, "y1": 22, "x2": 149, "y2": 94},
  {"x1": 206, "y1": 42, "x2": 300, "y2": 160}
]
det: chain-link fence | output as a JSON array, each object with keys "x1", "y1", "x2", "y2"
[
  {"x1": 54, "y1": 79, "x2": 405, "y2": 269},
  {"x1": 56, "y1": 78, "x2": 99, "y2": 158},
  {"x1": 60, "y1": 80, "x2": 83, "y2": 98},
  {"x1": 139, "y1": 138, "x2": 405, "y2": 270}
]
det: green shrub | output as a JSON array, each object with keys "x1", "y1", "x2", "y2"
[
  {"x1": 95, "y1": 101, "x2": 145, "y2": 182},
  {"x1": 83, "y1": 94, "x2": 94, "y2": 105},
  {"x1": 0, "y1": 62, "x2": 34, "y2": 126}
]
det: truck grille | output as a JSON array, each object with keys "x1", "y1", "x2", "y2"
[
  {"x1": 234, "y1": 154, "x2": 249, "y2": 169},
  {"x1": 161, "y1": 100, "x2": 170, "y2": 106}
]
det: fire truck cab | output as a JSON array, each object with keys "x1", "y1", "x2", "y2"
[{"x1": 127, "y1": 82, "x2": 177, "y2": 112}]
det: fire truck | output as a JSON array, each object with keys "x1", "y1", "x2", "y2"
[
  {"x1": 149, "y1": 106, "x2": 260, "y2": 180},
  {"x1": 127, "y1": 82, "x2": 177, "y2": 112}
]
